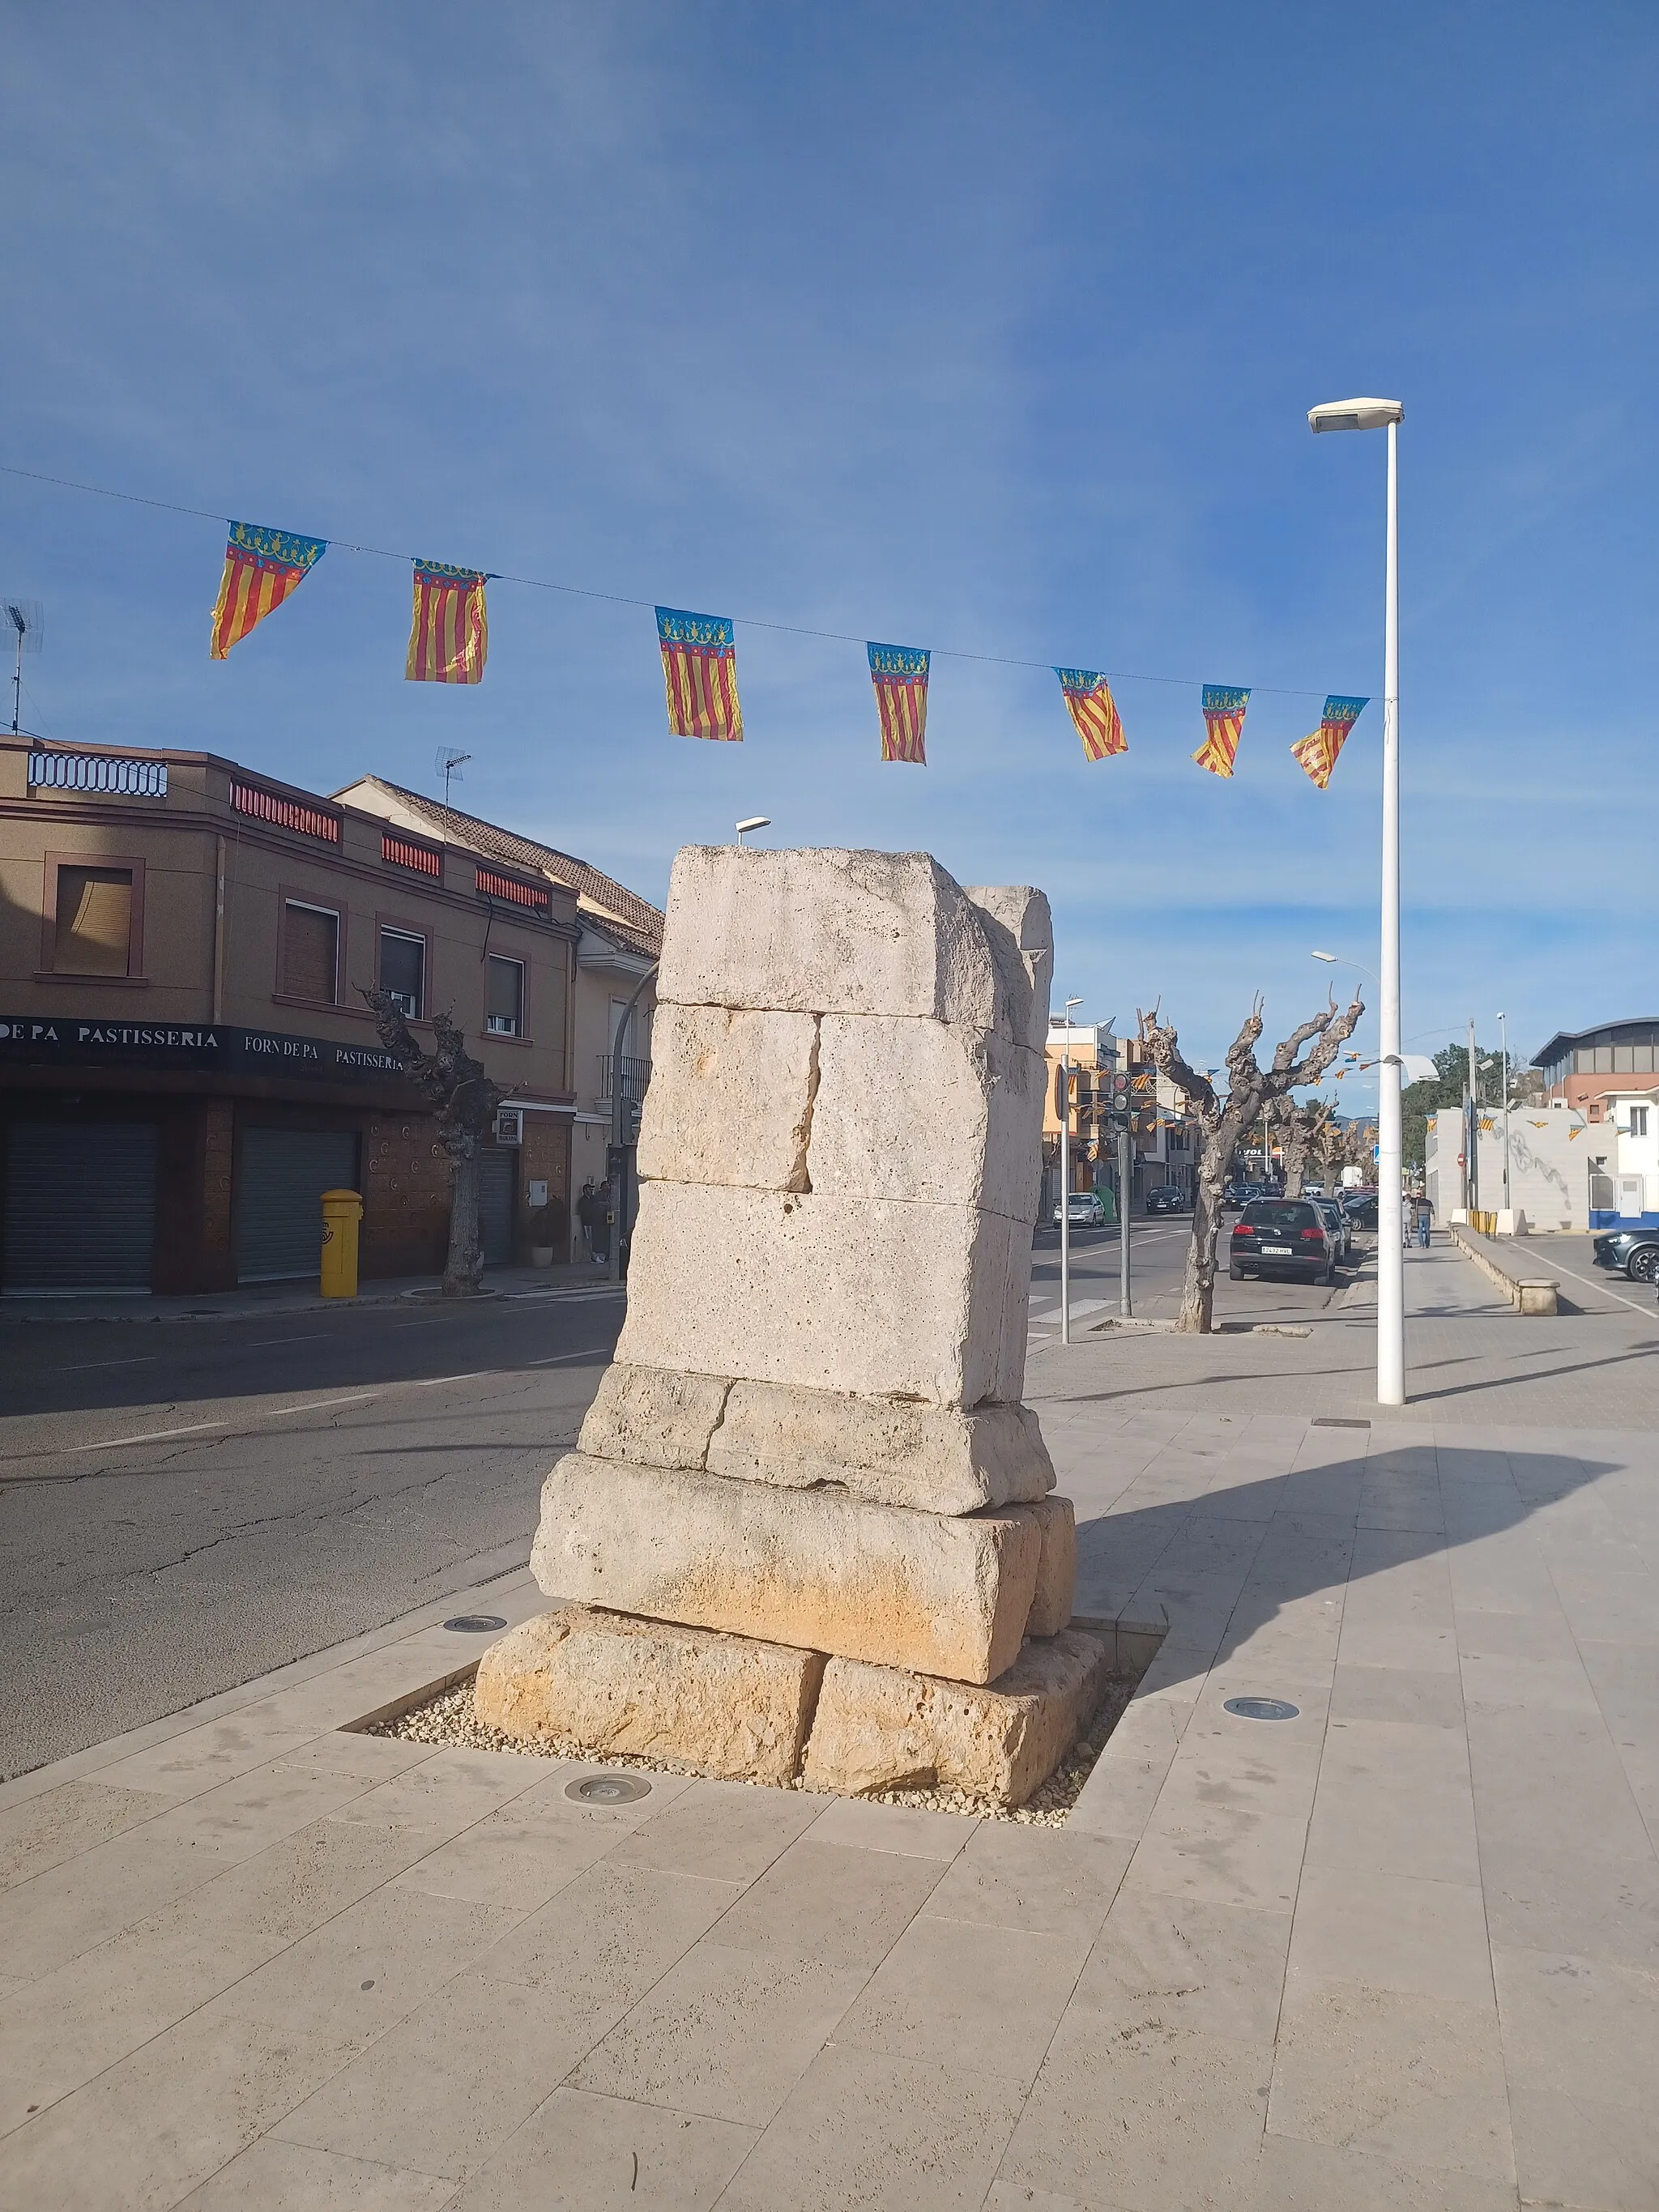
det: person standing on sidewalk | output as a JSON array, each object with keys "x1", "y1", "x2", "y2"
[{"x1": 1416, "y1": 1191, "x2": 1433, "y2": 1247}]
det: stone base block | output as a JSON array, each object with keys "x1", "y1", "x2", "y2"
[
  {"x1": 1026, "y1": 1494, "x2": 1077, "y2": 1637},
  {"x1": 474, "y1": 1606, "x2": 825, "y2": 1787},
  {"x1": 531, "y1": 1453, "x2": 1043, "y2": 1684},
  {"x1": 800, "y1": 1629, "x2": 1115, "y2": 1807}
]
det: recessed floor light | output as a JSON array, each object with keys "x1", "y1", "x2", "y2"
[
  {"x1": 1224, "y1": 1697, "x2": 1300, "y2": 1721},
  {"x1": 566, "y1": 1773, "x2": 652, "y2": 1805},
  {"x1": 443, "y1": 1614, "x2": 507, "y2": 1633}
]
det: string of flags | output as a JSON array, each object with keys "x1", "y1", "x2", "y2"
[{"x1": 198, "y1": 507, "x2": 1365, "y2": 784}]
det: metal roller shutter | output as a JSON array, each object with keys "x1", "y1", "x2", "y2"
[
  {"x1": 237, "y1": 1127, "x2": 360, "y2": 1283},
  {"x1": 478, "y1": 1145, "x2": 514, "y2": 1267},
  {"x1": 2, "y1": 1123, "x2": 157, "y2": 1293}
]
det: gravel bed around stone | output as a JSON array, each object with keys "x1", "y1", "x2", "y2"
[{"x1": 364, "y1": 1665, "x2": 1141, "y2": 1826}]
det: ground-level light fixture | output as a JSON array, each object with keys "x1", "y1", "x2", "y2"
[{"x1": 735, "y1": 816, "x2": 770, "y2": 844}]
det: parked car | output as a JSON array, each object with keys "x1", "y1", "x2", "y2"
[
  {"x1": 1052, "y1": 1191, "x2": 1107, "y2": 1228},
  {"x1": 1592, "y1": 1225, "x2": 1659, "y2": 1283},
  {"x1": 1311, "y1": 1196, "x2": 1352, "y2": 1259},
  {"x1": 1222, "y1": 1180, "x2": 1272, "y2": 1209},
  {"x1": 1340, "y1": 1190, "x2": 1379, "y2": 1230},
  {"x1": 1228, "y1": 1197, "x2": 1337, "y2": 1284},
  {"x1": 1145, "y1": 1186, "x2": 1187, "y2": 1214}
]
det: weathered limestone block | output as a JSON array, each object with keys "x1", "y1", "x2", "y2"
[
  {"x1": 656, "y1": 846, "x2": 1012, "y2": 1034},
  {"x1": 807, "y1": 1016, "x2": 1046, "y2": 1221},
  {"x1": 707, "y1": 1380, "x2": 1055, "y2": 1513},
  {"x1": 614, "y1": 1182, "x2": 1011, "y2": 1407},
  {"x1": 800, "y1": 1628, "x2": 1114, "y2": 1806},
  {"x1": 1026, "y1": 1494, "x2": 1077, "y2": 1638},
  {"x1": 634, "y1": 1005, "x2": 819, "y2": 1192},
  {"x1": 997, "y1": 1220, "x2": 1038, "y2": 1408},
  {"x1": 577, "y1": 1362, "x2": 731, "y2": 1472},
  {"x1": 531, "y1": 1453, "x2": 1043, "y2": 1683},
  {"x1": 475, "y1": 1606, "x2": 824, "y2": 1787},
  {"x1": 964, "y1": 884, "x2": 1054, "y2": 1053}
]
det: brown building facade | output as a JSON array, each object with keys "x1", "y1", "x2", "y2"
[{"x1": 0, "y1": 736, "x2": 586, "y2": 1294}]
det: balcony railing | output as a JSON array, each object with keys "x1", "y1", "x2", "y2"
[
  {"x1": 597, "y1": 1054, "x2": 652, "y2": 1103},
  {"x1": 29, "y1": 749, "x2": 167, "y2": 797}
]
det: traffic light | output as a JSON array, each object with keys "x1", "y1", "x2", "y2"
[
  {"x1": 1106, "y1": 1069, "x2": 1132, "y2": 1118},
  {"x1": 1128, "y1": 1069, "x2": 1158, "y2": 1140}
]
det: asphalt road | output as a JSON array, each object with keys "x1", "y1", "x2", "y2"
[
  {"x1": 0, "y1": 1285, "x2": 626, "y2": 1779},
  {"x1": 0, "y1": 1213, "x2": 1370, "y2": 1779}
]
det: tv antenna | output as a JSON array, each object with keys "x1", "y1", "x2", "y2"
[
  {"x1": 6, "y1": 601, "x2": 42, "y2": 736},
  {"x1": 436, "y1": 748, "x2": 471, "y2": 809}
]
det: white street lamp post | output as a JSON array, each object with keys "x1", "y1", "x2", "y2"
[
  {"x1": 1059, "y1": 996, "x2": 1082, "y2": 1345},
  {"x1": 1498, "y1": 1012, "x2": 1511, "y2": 1209},
  {"x1": 1310, "y1": 396, "x2": 1405, "y2": 1405}
]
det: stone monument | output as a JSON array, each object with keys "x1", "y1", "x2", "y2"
[{"x1": 476, "y1": 846, "x2": 1113, "y2": 1805}]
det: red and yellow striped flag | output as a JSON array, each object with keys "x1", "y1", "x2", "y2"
[
  {"x1": 209, "y1": 522, "x2": 326, "y2": 659},
  {"x1": 656, "y1": 607, "x2": 742, "y2": 739},
  {"x1": 407, "y1": 561, "x2": 488, "y2": 684},
  {"x1": 868, "y1": 643, "x2": 929, "y2": 763},
  {"x1": 1192, "y1": 684, "x2": 1250, "y2": 778},
  {"x1": 1055, "y1": 668, "x2": 1127, "y2": 761},
  {"x1": 1290, "y1": 694, "x2": 1368, "y2": 789}
]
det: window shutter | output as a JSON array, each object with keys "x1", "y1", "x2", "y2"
[
  {"x1": 486, "y1": 956, "x2": 522, "y2": 1034},
  {"x1": 379, "y1": 930, "x2": 424, "y2": 1018},
  {"x1": 282, "y1": 903, "x2": 339, "y2": 1002},
  {"x1": 54, "y1": 868, "x2": 133, "y2": 975}
]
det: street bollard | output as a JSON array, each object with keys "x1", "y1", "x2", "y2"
[{"x1": 319, "y1": 1188, "x2": 363, "y2": 1298}]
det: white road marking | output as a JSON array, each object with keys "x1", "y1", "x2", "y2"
[
  {"x1": 1517, "y1": 1250, "x2": 1659, "y2": 1323},
  {"x1": 528, "y1": 1347, "x2": 612, "y2": 1366},
  {"x1": 51, "y1": 1356, "x2": 158, "y2": 1373},
  {"x1": 69, "y1": 1392, "x2": 380, "y2": 1452},
  {"x1": 247, "y1": 1332, "x2": 328, "y2": 1346},
  {"x1": 416, "y1": 1371, "x2": 494, "y2": 1387}
]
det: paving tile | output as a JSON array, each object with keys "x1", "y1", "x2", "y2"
[
  {"x1": 0, "y1": 2010, "x2": 360, "y2": 2212},
  {"x1": 92, "y1": 1713, "x2": 326, "y2": 1799},
  {"x1": 835, "y1": 1912, "x2": 1089, "y2": 2088},
  {"x1": 804, "y1": 1794, "x2": 975, "y2": 1860},
  {"x1": 703, "y1": 1835, "x2": 946, "y2": 1972},
  {"x1": 719, "y1": 2041, "x2": 1026, "y2": 2212},
  {"x1": 1123, "y1": 1802, "x2": 1310, "y2": 1912},
  {"x1": 275, "y1": 1965, "x2": 619, "y2": 2180},
  {"x1": 138, "y1": 1747, "x2": 402, "y2": 1864},
  {"x1": 327, "y1": 1745, "x2": 558, "y2": 1839},
  {"x1": 1508, "y1": 2084, "x2": 1659, "y2": 2212},
  {"x1": 472, "y1": 1858, "x2": 741, "y2": 2005},
  {"x1": 391, "y1": 1797, "x2": 627, "y2": 1912},
  {"x1": 1328, "y1": 1664, "x2": 1465, "y2": 1729},
  {"x1": 1465, "y1": 1703, "x2": 1652, "y2": 1861},
  {"x1": 442, "y1": 2085, "x2": 754, "y2": 2210},
  {"x1": 1491, "y1": 1943, "x2": 1659, "y2": 2113},
  {"x1": 1001, "y1": 2005, "x2": 1274, "y2": 2212},
  {"x1": 1243, "y1": 2132, "x2": 1523, "y2": 2210},
  {"x1": 1286, "y1": 1865, "x2": 1495, "y2": 2006},
  {"x1": 1269, "y1": 1980, "x2": 1514, "y2": 2184},
  {"x1": 1478, "y1": 1833, "x2": 1659, "y2": 1971},
  {"x1": 571, "y1": 1938, "x2": 865, "y2": 2127},
  {"x1": 1069, "y1": 1886, "x2": 1291, "y2": 2045},
  {"x1": 0, "y1": 1829, "x2": 210, "y2": 1980},
  {"x1": 601, "y1": 1778, "x2": 823, "y2": 1883},
  {"x1": 0, "y1": 1779, "x2": 172, "y2": 1890},
  {"x1": 207, "y1": 1881, "x2": 524, "y2": 2044},
  {"x1": 176, "y1": 2137, "x2": 455, "y2": 2209},
  {"x1": 1461, "y1": 1652, "x2": 1601, "y2": 1712},
  {"x1": 1304, "y1": 1719, "x2": 1480, "y2": 1886},
  {"x1": 921, "y1": 1819, "x2": 1132, "y2": 1939}
]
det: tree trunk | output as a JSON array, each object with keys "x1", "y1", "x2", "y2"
[
  {"x1": 442, "y1": 1142, "x2": 484, "y2": 1296},
  {"x1": 1177, "y1": 1124, "x2": 1230, "y2": 1332}
]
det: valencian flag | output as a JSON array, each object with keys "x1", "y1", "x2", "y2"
[
  {"x1": 656, "y1": 607, "x2": 743, "y2": 740},
  {"x1": 1055, "y1": 668, "x2": 1126, "y2": 761},
  {"x1": 868, "y1": 642, "x2": 929, "y2": 763},
  {"x1": 407, "y1": 560, "x2": 488, "y2": 684},
  {"x1": 1192, "y1": 684, "x2": 1250, "y2": 778},
  {"x1": 1290, "y1": 694, "x2": 1368, "y2": 790},
  {"x1": 210, "y1": 522, "x2": 326, "y2": 659}
]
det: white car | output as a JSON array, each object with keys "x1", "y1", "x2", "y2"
[{"x1": 1051, "y1": 1192, "x2": 1107, "y2": 1228}]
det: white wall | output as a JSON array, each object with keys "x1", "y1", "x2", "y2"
[{"x1": 1427, "y1": 1107, "x2": 1589, "y2": 1230}]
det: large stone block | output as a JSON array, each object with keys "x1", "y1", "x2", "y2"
[
  {"x1": 634, "y1": 1004, "x2": 819, "y2": 1192},
  {"x1": 707, "y1": 1379, "x2": 1055, "y2": 1513},
  {"x1": 1026, "y1": 1494, "x2": 1077, "y2": 1638},
  {"x1": 614, "y1": 1181, "x2": 1010, "y2": 1407},
  {"x1": 807, "y1": 1016, "x2": 1045, "y2": 1222},
  {"x1": 656, "y1": 846, "x2": 1017, "y2": 1034},
  {"x1": 800, "y1": 1628, "x2": 1114, "y2": 1806},
  {"x1": 474, "y1": 1606, "x2": 824, "y2": 1787},
  {"x1": 964, "y1": 884, "x2": 1054, "y2": 1052},
  {"x1": 531, "y1": 1453, "x2": 1043, "y2": 1683},
  {"x1": 577, "y1": 1362, "x2": 731, "y2": 1472}
]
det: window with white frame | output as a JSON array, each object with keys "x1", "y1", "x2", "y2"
[
  {"x1": 486, "y1": 953, "x2": 524, "y2": 1036},
  {"x1": 1631, "y1": 1106, "x2": 1649, "y2": 1138}
]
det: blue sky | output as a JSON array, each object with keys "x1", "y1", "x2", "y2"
[{"x1": 4, "y1": 3, "x2": 1654, "y2": 1090}]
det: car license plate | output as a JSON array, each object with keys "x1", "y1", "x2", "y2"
[{"x1": 1261, "y1": 1243, "x2": 1293, "y2": 1255}]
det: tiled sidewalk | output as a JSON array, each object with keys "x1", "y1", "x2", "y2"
[{"x1": 2, "y1": 1254, "x2": 1657, "y2": 2206}]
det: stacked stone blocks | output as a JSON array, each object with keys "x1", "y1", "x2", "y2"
[{"x1": 478, "y1": 846, "x2": 1109, "y2": 1805}]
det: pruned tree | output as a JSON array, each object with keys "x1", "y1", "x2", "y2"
[
  {"x1": 363, "y1": 991, "x2": 507, "y2": 1297},
  {"x1": 1137, "y1": 988, "x2": 1365, "y2": 1333}
]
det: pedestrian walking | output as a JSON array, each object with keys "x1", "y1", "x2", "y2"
[
  {"x1": 1416, "y1": 1192, "x2": 1433, "y2": 1248},
  {"x1": 1401, "y1": 1192, "x2": 1414, "y2": 1249},
  {"x1": 591, "y1": 1176, "x2": 612, "y2": 1265},
  {"x1": 576, "y1": 1179, "x2": 598, "y2": 1261}
]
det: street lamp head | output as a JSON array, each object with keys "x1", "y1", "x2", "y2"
[
  {"x1": 1308, "y1": 397, "x2": 1405, "y2": 434},
  {"x1": 734, "y1": 816, "x2": 770, "y2": 844},
  {"x1": 1311, "y1": 949, "x2": 1337, "y2": 962}
]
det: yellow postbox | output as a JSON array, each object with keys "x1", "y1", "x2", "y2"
[{"x1": 319, "y1": 1188, "x2": 364, "y2": 1298}]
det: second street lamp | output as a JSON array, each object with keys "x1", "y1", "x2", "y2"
[{"x1": 1310, "y1": 394, "x2": 1405, "y2": 1405}]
